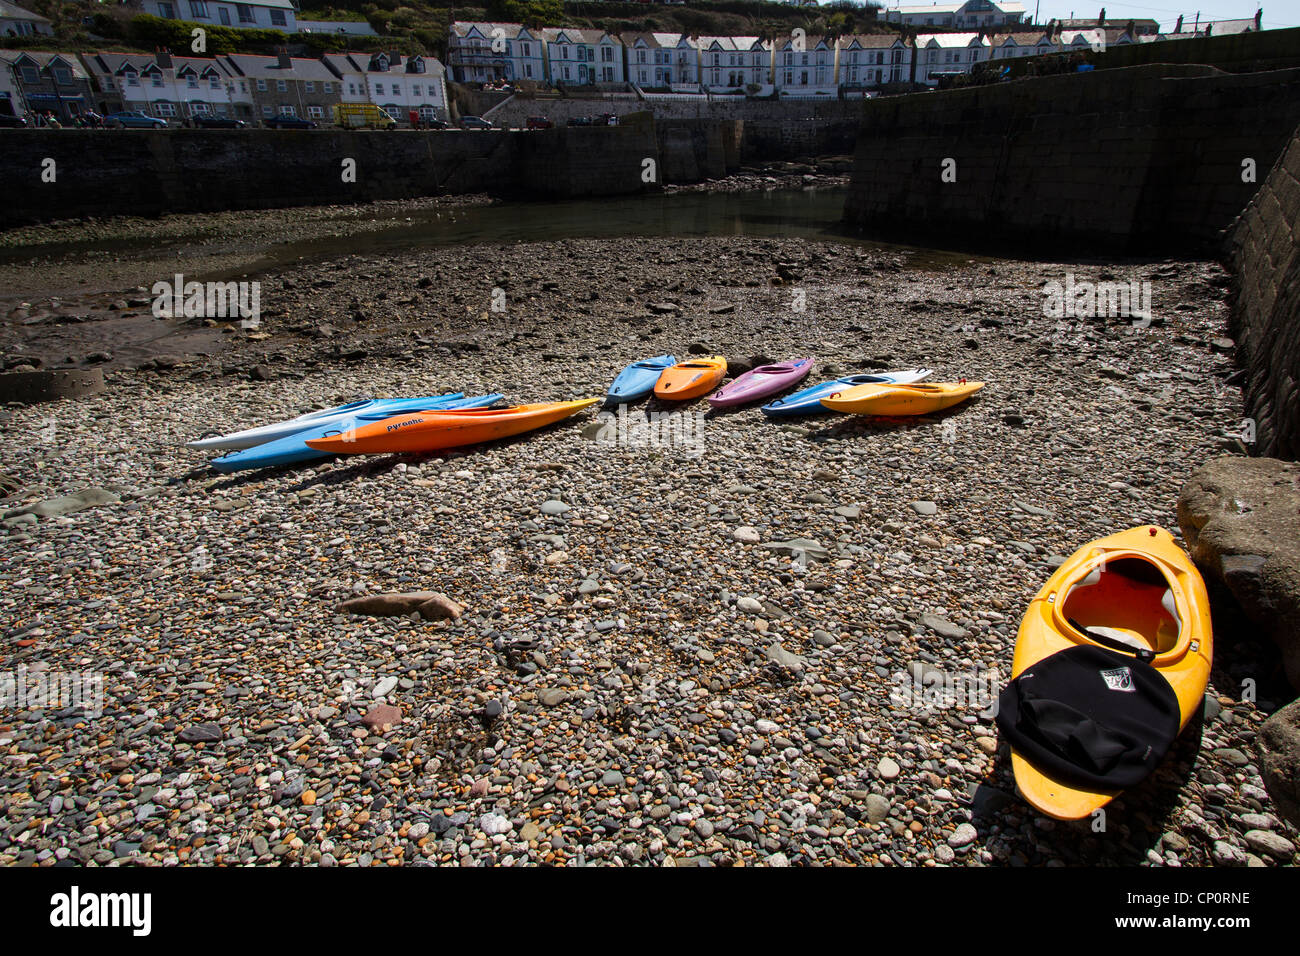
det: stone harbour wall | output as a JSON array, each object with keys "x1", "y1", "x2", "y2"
[
  {"x1": 843, "y1": 63, "x2": 1300, "y2": 256},
  {"x1": 0, "y1": 118, "x2": 673, "y2": 227},
  {"x1": 1224, "y1": 122, "x2": 1300, "y2": 461}
]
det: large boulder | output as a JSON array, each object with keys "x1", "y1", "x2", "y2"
[
  {"x1": 338, "y1": 591, "x2": 463, "y2": 621},
  {"x1": 1177, "y1": 456, "x2": 1300, "y2": 689},
  {"x1": 1259, "y1": 700, "x2": 1300, "y2": 829}
]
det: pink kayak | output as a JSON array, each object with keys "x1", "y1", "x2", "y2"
[{"x1": 708, "y1": 357, "x2": 815, "y2": 408}]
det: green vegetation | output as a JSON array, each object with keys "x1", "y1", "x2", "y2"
[{"x1": 8, "y1": 0, "x2": 890, "y2": 57}]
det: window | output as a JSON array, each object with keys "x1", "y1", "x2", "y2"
[
  {"x1": 54, "y1": 67, "x2": 72, "y2": 85},
  {"x1": 304, "y1": 81, "x2": 315, "y2": 92},
  {"x1": 373, "y1": 83, "x2": 383, "y2": 95},
  {"x1": 276, "y1": 80, "x2": 287, "y2": 92},
  {"x1": 219, "y1": 8, "x2": 229, "y2": 25},
  {"x1": 209, "y1": 76, "x2": 220, "y2": 89},
  {"x1": 278, "y1": 105, "x2": 295, "y2": 116},
  {"x1": 256, "y1": 79, "x2": 267, "y2": 91},
  {"x1": 348, "y1": 82, "x2": 357, "y2": 95},
  {"x1": 189, "y1": 102, "x2": 210, "y2": 115},
  {"x1": 154, "y1": 102, "x2": 176, "y2": 116},
  {"x1": 152, "y1": 74, "x2": 164, "y2": 87},
  {"x1": 308, "y1": 105, "x2": 324, "y2": 119},
  {"x1": 524, "y1": 64, "x2": 532, "y2": 78},
  {"x1": 236, "y1": 3, "x2": 254, "y2": 23},
  {"x1": 158, "y1": 2, "x2": 175, "y2": 16},
  {"x1": 521, "y1": 43, "x2": 530, "y2": 56},
  {"x1": 189, "y1": 1, "x2": 208, "y2": 18},
  {"x1": 412, "y1": 84, "x2": 421, "y2": 95},
  {"x1": 20, "y1": 66, "x2": 38, "y2": 83},
  {"x1": 125, "y1": 71, "x2": 140, "y2": 87},
  {"x1": 262, "y1": 106, "x2": 273, "y2": 117},
  {"x1": 270, "y1": 9, "x2": 286, "y2": 26},
  {"x1": 323, "y1": 82, "x2": 333, "y2": 93},
  {"x1": 187, "y1": 76, "x2": 199, "y2": 88}
]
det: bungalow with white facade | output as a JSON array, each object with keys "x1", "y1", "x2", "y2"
[
  {"x1": 773, "y1": 34, "x2": 837, "y2": 98},
  {"x1": 694, "y1": 36, "x2": 772, "y2": 95},
  {"x1": 913, "y1": 32, "x2": 989, "y2": 85},
  {"x1": 624, "y1": 33, "x2": 699, "y2": 91},
  {"x1": 142, "y1": 0, "x2": 297, "y2": 32},
  {"x1": 323, "y1": 50, "x2": 447, "y2": 124},
  {"x1": 543, "y1": 28, "x2": 623, "y2": 86},
  {"x1": 0, "y1": 0, "x2": 52, "y2": 37},
  {"x1": 884, "y1": 0, "x2": 1025, "y2": 29},
  {"x1": 837, "y1": 34, "x2": 910, "y2": 89},
  {"x1": 83, "y1": 50, "x2": 246, "y2": 120},
  {"x1": 447, "y1": 22, "x2": 546, "y2": 85}
]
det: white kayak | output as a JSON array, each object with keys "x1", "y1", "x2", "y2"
[{"x1": 185, "y1": 394, "x2": 465, "y2": 451}]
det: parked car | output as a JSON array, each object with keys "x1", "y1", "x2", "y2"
[
  {"x1": 105, "y1": 111, "x2": 168, "y2": 129},
  {"x1": 459, "y1": 115, "x2": 493, "y2": 130},
  {"x1": 423, "y1": 117, "x2": 450, "y2": 130},
  {"x1": 566, "y1": 116, "x2": 594, "y2": 127},
  {"x1": 525, "y1": 116, "x2": 553, "y2": 130},
  {"x1": 193, "y1": 115, "x2": 247, "y2": 129},
  {"x1": 264, "y1": 115, "x2": 318, "y2": 130},
  {"x1": 0, "y1": 112, "x2": 27, "y2": 128}
]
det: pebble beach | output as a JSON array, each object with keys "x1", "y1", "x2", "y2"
[{"x1": 1, "y1": 221, "x2": 1296, "y2": 867}]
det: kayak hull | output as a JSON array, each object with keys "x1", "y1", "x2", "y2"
[
  {"x1": 820, "y1": 381, "x2": 984, "y2": 416},
  {"x1": 607, "y1": 354, "x2": 677, "y2": 404},
  {"x1": 1008, "y1": 526, "x2": 1213, "y2": 820},
  {"x1": 708, "y1": 357, "x2": 814, "y2": 407},
  {"x1": 654, "y1": 356, "x2": 727, "y2": 401},
  {"x1": 306, "y1": 398, "x2": 600, "y2": 455},
  {"x1": 188, "y1": 394, "x2": 464, "y2": 451},
  {"x1": 761, "y1": 369, "x2": 934, "y2": 416},
  {"x1": 209, "y1": 394, "x2": 504, "y2": 472}
]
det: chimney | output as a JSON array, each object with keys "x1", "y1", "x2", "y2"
[
  {"x1": 1255, "y1": 8, "x2": 1262, "y2": 29},
  {"x1": 277, "y1": 49, "x2": 292, "y2": 70},
  {"x1": 1174, "y1": 14, "x2": 1183, "y2": 32},
  {"x1": 156, "y1": 48, "x2": 173, "y2": 69}
]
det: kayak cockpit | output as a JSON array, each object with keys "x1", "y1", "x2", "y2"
[{"x1": 1056, "y1": 554, "x2": 1184, "y2": 657}]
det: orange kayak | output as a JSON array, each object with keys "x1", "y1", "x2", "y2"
[
  {"x1": 305, "y1": 398, "x2": 600, "y2": 454},
  {"x1": 654, "y1": 356, "x2": 727, "y2": 401}
]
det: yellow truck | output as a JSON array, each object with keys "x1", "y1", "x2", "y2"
[{"x1": 332, "y1": 103, "x2": 396, "y2": 129}]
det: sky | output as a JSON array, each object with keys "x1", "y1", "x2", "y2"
[{"x1": 867, "y1": 0, "x2": 1298, "y2": 30}]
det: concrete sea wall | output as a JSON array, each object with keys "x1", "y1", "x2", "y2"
[{"x1": 843, "y1": 63, "x2": 1300, "y2": 256}]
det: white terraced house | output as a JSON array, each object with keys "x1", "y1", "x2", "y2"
[
  {"x1": 322, "y1": 51, "x2": 447, "y2": 124},
  {"x1": 624, "y1": 33, "x2": 699, "y2": 91},
  {"x1": 83, "y1": 50, "x2": 245, "y2": 119},
  {"x1": 142, "y1": 0, "x2": 297, "y2": 32},
  {"x1": 218, "y1": 52, "x2": 340, "y2": 122},
  {"x1": 0, "y1": 0, "x2": 52, "y2": 37},
  {"x1": 837, "y1": 34, "x2": 910, "y2": 89},
  {"x1": 987, "y1": 31, "x2": 1059, "y2": 60},
  {"x1": 447, "y1": 22, "x2": 546, "y2": 84},
  {"x1": 913, "y1": 32, "x2": 989, "y2": 86},
  {"x1": 543, "y1": 28, "x2": 623, "y2": 86},
  {"x1": 773, "y1": 34, "x2": 837, "y2": 98},
  {"x1": 694, "y1": 36, "x2": 772, "y2": 95},
  {"x1": 884, "y1": 0, "x2": 1025, "y2": 29}
]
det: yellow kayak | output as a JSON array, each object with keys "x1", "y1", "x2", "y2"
[
  {"x1": 820, "y1": 381, "x2": 984, "y2": 415},
  {"x1": 1003, "y1": 526, "x2": 1212, "y2": 820}
]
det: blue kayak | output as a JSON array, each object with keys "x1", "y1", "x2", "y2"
[
  {"x1": 606, "y1": 354, "x2": 677, "y2": 404},
  {"x1": 210, "y1": 393, "x2": 505, "y2": 472},
  {"x1": 760, "y1": 369, "x2": 934, "y2": 417}
]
